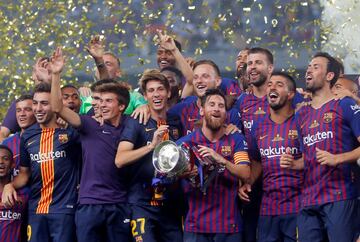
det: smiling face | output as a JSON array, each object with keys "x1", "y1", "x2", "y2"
[
  {"x1": 305, "y1": 56, "x2": 331, "y2": 93},
  {"x1": 200, "y1": 94, "x2": 227, "y2": 131},
  {"x1": 32, "y1": 92, "x2": 56, "y2": 125},
  {"x1": 16, "y1": 99, "x2": 36, "y2": 130},
  {"x1": 157, "y1": 46, "x2": 176, "y2": 69},
  {"x1": 267, "y1": 75, "x2": 294, "y2": 111},
  {"x1": 193, "y1": 64, "x2": 221, "y2": 97},
  {"x1": 0, "y1": 148, "x2": 12, "y2": 179},
  {"x1": 99, "y1": 92, "x2": 124, "y2": 122},
  {"x1": 144, "y1": 80, "x2": 170, "y2": 112},
  {"x1": 246, "y1": 53, "x2": 273, "y2": 87},
  {"x1": 236, "y1": 49, "x2": 249, "y2": 75}
]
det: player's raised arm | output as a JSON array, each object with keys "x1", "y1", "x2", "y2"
[
  {"x1": 85, "y1": 35, "x2": 110, "y2": 80},
  {"x1": 49, "y1": 47, "x2": 81, "y2": 128}
]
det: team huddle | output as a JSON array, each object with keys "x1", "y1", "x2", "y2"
[{"x1": 0, "y1": 32, "x2": 359, "y2": 242}]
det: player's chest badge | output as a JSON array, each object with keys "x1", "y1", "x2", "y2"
[
  {"x1": 323, "y1": 112, "x2": 333, "y2": 123},
  {"x1": 221, "y1": 145, "x2": 232, "y2": 156},
  {"x1": 272, "y1": 134, "x2": 284, "y2": 142},
  {"x1": 288, "y1": 130, "x2": 298, "y2": 140},
  {"x1": 58, "y1": 134, "x2": 69, "y2": 144},
  {"x1": 254, "y1": 107, "x2": 266, "y2": 115},
  {"x1": 309, "y1": 120, "x2": 320, "y2": 129}
]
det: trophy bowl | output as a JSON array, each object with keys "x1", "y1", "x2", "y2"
[{"x1": 153, "y1": 140, "x2": 189, "y2": 177}]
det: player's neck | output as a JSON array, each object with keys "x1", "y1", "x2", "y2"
[
  {"x1": 106, "y1": 114, "x2": 122, "y2": 127},
  {"x1": 311, "y1": 86, "x2": 335, "y2": 109},
  {"x1": 253, "y1": 81, "x2": 268, "y2": 98},
  {"x1": 201, "y1": 126, "x2": 225, "y2": 142},
  {"x1": 150, "y1": 108, "x2": 167, "y2": 122},
  {"x1": 270, "y1": 104, "x2": 294, "y2": 124},
  {"x1": 39, "y1": 117, "x2": 59, "y2": 129}
]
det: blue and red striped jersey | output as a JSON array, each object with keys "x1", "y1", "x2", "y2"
[
  {"x1": 20, "y1": 124, "x2": 80, "y2": 214},
  {"x1": 234, "y1": 92, "x2": 304, "y2": 142},
  {"x1": 0, "y1": 188, "x2": 29, "y2": 242},
  {"x1": 295, "y1": 97, "x2": 360, "y2": 207},
  {"x1": 249, "y1": 115, "x2": 303, "y2": 215},
  {"x1": 2, "y1": 133, "x2": 21, "y2": 177},
  {"x1": 220, "y1": 78, "x2": 242, "y2": 97},
  {"x1": 176, "y1": 129, "x2": 249, "y2": 233},
  {"x1": 168, "y1": 98, "x2": 242, "y2": 135}
]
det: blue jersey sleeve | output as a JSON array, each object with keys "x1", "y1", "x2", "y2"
[
  {"x1": 340, "y1": 97, "x2": 360, "y2": 139},
  {"x1": 119, "y1": 117, "x2": 141, "y2": 144},
  {"x1": 294, "y1": 111, "x2": 304, "y2": 153},
  {"x1": 19, "y1": 136, "x2": 30, "y2": 167},
  {"x1": 227, "y1": 108, "x2": 243, "y2": 131},
  {"x1": 247, "y1": 122, "x2": 261, "y2": 161}
]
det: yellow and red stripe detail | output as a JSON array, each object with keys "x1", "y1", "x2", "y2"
[
  {"x1": 36, "y1": 128, "x2": 55, "y2": 214},
  {"x1": 234, "y1": 151, "x2": 250, "y2": 165}
]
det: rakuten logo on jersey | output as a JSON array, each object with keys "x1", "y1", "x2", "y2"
[
  {"x1": 30, "y1": 151, "x2": 66, "y2": 163},
  {"x1": 260, "y1": 146, "x2": 299, "y2": 158},
  {"x1": 303, "y1": 131, "x2": 333, "y2": 146},
  {"x1": 0, "y1": 210, "x2": 22, "y2": 221},
  {"x1": 243, "y1": 120, "x2": 253, "y2": 130}
]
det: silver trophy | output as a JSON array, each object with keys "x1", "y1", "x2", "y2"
[{"x1": 152, "y1": 140, "x2": 190, "y2": 177}]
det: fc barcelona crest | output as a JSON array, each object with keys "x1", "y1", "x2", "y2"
[
  {"x1": 288, "y1": 130, "x2": 298, "y2": 140},
  {"x1": 58, "y1": 134, "x2": 69, "y2": 143},
  {"x1": 323, "y1": 112, "x2": 333, "y2": 123},
  {"x1": 221, "y1": 146, "x2": 232, "y2": 156},
  {"x1": 254, "y1": 107, "x2": 266, "y2": 115}
]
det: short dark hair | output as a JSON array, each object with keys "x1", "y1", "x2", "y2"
[
  {"x1": 271, "y1": 71, "x2": 296, "y2": 92},
  {"x1": 15, "y1": 94, "x2": 33, "y2": 103},
  {"x1": 313, "y1": 52, "x2": 340, "y2": 88},
  {"x1": 0, "y1": 144, "x2": 14, "y2": 161},
  {"x1": 200, "y1": 88, "x2": 226, "y2": 108},
  {"x1": 96, "y1": 82, "x2": 130, "y2": 110},
  {"x1": 90, "y1": 79, "x2": 118, "y2": 92},
  {"x1": 61, "y1": 84, "x2": 79, "y2": 94},
  {"x1": 103, "y1": 51, "x2": 121, "y2": 68},
  {"x1": 139, "y1": 69, "x2": 170, "y2": 93},
  {"x1": 34, "y1": 82, "x2": 51, "y2": 94},
  {"x1": 193, "y1": 60, "x2": 221, "y2": 77},
  {"x1": 160, "y1": 66, "x2": 183, "y2": 79},
  {"x1": 248, "y1": 47, "x2": 274, "y2": 64}
]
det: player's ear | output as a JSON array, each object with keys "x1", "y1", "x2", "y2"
[
  {"x1": 199, "y1": 106, "x2": 204, "y2": 117},
  {"x1": 118, "y1": 104, "x2": 126, "y2": 113}
]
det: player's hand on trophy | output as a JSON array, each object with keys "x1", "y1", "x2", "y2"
[
  {"x1": 150, "y1": 125, "x2": 169, "y2": 149},
  {"x1": 197, "y1": 145, "x2": 227, "y2": 166},
  {"x1": 1, "y1": 183, "x2": 18, "y2": 208},
  {"x1": 49, "y1": 47, "x2": 65, "y2": 75},
  {"x1": 316, "y1": 148, "x2": 340, "y2": 167},
  {"x1": 238, "y1": 183, "x2": 251, "y2": 202},
  {"x1": 180, "y1": 163, "x2": 198, "y2": 178}
]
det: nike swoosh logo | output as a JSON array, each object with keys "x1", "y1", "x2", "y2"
[
  {"x1": 229, "y1": 92, "x2": 238, "y2": 96},
  {"x1": 259, "y1": 135, "x2": 268, "y2": 140},
  {"x1": 243, "y1": 108, "x2": 250, "y2": 113},
  {"x1": 27, "y1": 140, "x2": 36, "y2": 146},
  {"x1": 145, "y1": 128, "x2": 155, "y2": 132},
  {"x1": 13, "y1": 154, "x2": 20, "y2": 158},
  {"x1": 102, "y1": 130, "x2": 111, "y2": 134}
]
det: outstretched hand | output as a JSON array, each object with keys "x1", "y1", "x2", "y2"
[
  {"x1": 85, "y1": 35, "x2": 105, "y2": 59},
  {"x1": 49, "y1": 47, "x2": 65, "y2": 74},
  {"x1": 156, "y1": 30, "x2": 177, "y2": 52}
]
